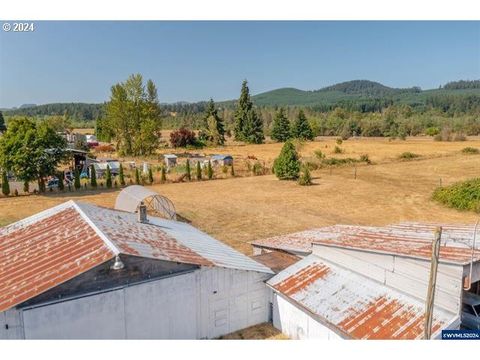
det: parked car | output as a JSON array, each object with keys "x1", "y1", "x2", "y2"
[
  {"x1": 462, "y1": 292, "x2": 480, "y2": 330},
  {"x1": 46, "y1": 178, "x2": 60, "y2": 190}
]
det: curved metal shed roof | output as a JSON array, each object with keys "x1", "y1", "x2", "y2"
[{"x1": 114, "y1": 185, "x2": 176, "y2": 220}]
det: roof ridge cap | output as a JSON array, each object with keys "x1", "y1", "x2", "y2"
[{"x1": 71, "y1": 202, "x2": 120, "y2": 255}]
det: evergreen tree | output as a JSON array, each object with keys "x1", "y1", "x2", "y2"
[
  {"x1": 273, "y1": 140, "x2": 301, "y2": 180},
  {"x1": 271, "y1": 107, "x2": 291, "y2": 142},
  {"x1": 298, "y1": 164, "x2": 313, "y2": 186},
  {"x1": 243, "y1": 108, "x2": 265, "y2": 144},
  {"x1": 291, "y1": 110, "x2": 314, "y2": 140},
  {"x1": 2, "y1": 170, "x2": 10, "y2": 196},
  {"x1": 135, "y1": 168, "x2": 141, "y2": 184},
  {"x1": 0, "y1": 111, "x2": 6, "y2": 132},
  {"x1": 207, "y1": 161, "x2": 213, "y2": 180},
  {"x1": 185, "y1": 159, "x2": 191, "y2": 181},
  {"x1": 74, "y1": 168, "x2": 81, "y2": 190},
  {"x1": 196, "y1": 161, "x2": 202, "y2": 180},
  {"x1": 234, "y1": 80, "x2": 264, "y2": 143},
  {"x1": 234, "y1": 80, "x2": 251, "y2": 141},
  {"x1": 148, "y1": 167, "x2": 154, "y2": 184},
  {"x1": 119, "y1": 163, "x2": 125, "y2": 186},
  {"x1": 161, "y1": 166, "x2": 166, "y2": 182},
  {"x1": 105, "y1": 165, "x2": 112, "y2": 188},
  {"x1": 200, "y1": 99, "x2": 225, "y2": 145},
  {"x1": 90, "y1": 165, "x2": 97, "y2": 188}
]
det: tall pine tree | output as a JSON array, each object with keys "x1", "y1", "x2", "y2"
[
  {"x1": 201, "y1": 99, "x2": 225, "y2": 145},
  {"x1": 271, "y1": 108, "x2": 291, "y2": 142},
  {"x1": 291, "y1": 110, "x2": 314, "y2": 140},
  {"x1": 234, "y1": 80, "x2": 264, "y2": 143},
  {"x1": 0, "y1": 111, "x2": 6, "y2": 133}
]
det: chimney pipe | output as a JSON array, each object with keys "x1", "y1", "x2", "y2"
[{"x1": 138, "y1": 201, "x2": 148, "y2": 223}]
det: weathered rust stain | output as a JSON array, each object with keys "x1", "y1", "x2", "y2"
[
  {"x1": 274, "y1": 264, "x2": 330, "y2": 296},
  {"x1": 337, "y1": 296, "x2": 446, "y2": 339}
]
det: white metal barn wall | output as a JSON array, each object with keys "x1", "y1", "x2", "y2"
[
  {"x1": 272, "y1": 294, "x2": 342, "y2": 340},
  {"x1": 3, "y1": 267, "x2": 271, "y2": 339}
]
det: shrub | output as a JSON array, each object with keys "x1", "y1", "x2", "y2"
[
  {"x1": 57, "y1": 174, "x2": 64, "y2": 191},
  {"x1": 119, "y1": 164, "x2": 125, "y2": 186},
  {"x1": 398, "y1": 152, "x2": 420, "y2": 160},
  {"x1": 90, "y1": 165, "x2": 97, "y2": 188},
  {"x1": 135, "y1": 168, "x2": 141, "y2": 184},
  {"x1": 170, "y1": 127, "x2": 197, "y2": 148},
  {"x1": 304, "y1": 161, "x2": 319, "y2": 170},
  {"x1": 23, "y1": 180, "x2": 30, "y2": 193},
  {"x1": 359, "y1": 154, "x2": 371, "y2": 164},
  {"x1": 314, "y1": 150, "x2": 325, "y2": 160},
  {"x1": 161, "y1": 166, "x2": 167, "y2": 182},
  {"x1": 94, "y1": 144, "x2": 115, "y2": 152},
  {"x1": 252, "y1": 162, "x2": 265, "y2": 176},
  {"x1": 298, "y1": 165, "x2": 312, "y2": 186},
  {"x1": 2, "y1": 172, "x2": 11, "y2": 196},
  {"x1": 74, "y1": 169, "x2": 81, "y2": 190},
  {"x1": 462, "y1": 147, "x2": 480, "y2": 154},
  {"x1": 425, "y1": 127, "x2": 440, "y2": 136},
  {"x1": 322, "y1": 157, "x2": 358, "y2": 166},
  {"x1": 105, "y1": 165, "x2": 112, "y2": 188},
  {"x1": 454, "y1": 133, "x2": 467, "y2": 141},
  {"x1": 207, "y1": 161, "x2": 213, "y2": 180},
  {"x1": 433, "y1": 178, "x2": 480, "y2": 212},
  {"x1": 185, "y1": 159, "x2": 191, "y2": 181},
  {"x1": 273, "y1": 140, "x2": 300, "y2": 180},
  {"x1": 14, "y1": 189, "x2": 19, "y2": 196},
  {"x1": 336, "y1": 138, "x2": 343, "y2": 145},
  {"x1": 194, "y1": 162, "x2": 201, "y2": 180},
  {"x1": 333, "y1": 145, "x2": 343, "y2": 154},
  {"x1": 148, "y1": 167, "x2": 154, "y2": 184}
]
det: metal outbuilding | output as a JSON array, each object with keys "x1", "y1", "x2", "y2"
[
  {"x1": 114, "y1": 185, "x2": 177, "y2": 220},
  {"x1": 261, "y1": 222, "x2": 480, "y2": 339},
  {"x1": 0, "y1": 200, "x2": 273, "y2": 339}
]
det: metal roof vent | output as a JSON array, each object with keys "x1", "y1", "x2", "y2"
[
  {"x1": 137, "y1": 201, "x2": 148, "y2": 223},
  {"x1": 111, "y1": 255, "x2": 124, "y2": 270}
]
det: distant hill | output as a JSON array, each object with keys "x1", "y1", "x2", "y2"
[
  {"x1": 248, "y1": 80, "x2": 480, "y2": 107},
  {"x1": 3, "y1": 79, "x2": 479, "y2": 120}
]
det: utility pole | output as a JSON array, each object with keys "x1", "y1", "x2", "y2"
[{"x1": 424, "y1": 226, "x2": 442, "y2": 340}]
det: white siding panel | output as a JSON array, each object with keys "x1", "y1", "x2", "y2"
[
  {"x1": 123, "y1": 272, "x2": 197, "y2": 339},
  {"x1": 22, "y1": 290, "x2": 126, "y2": 339},
  {"x1": 272, "y1": 294, "x2": 341, "y2": 340}
]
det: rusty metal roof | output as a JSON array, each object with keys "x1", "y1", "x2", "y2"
[
  {"x1": 268, "y1": 255, "x2": 457, "y2": 339},
  {"x1": 252, "y1": 223, "x2": 480, "y2": 265},
  {"x1": 251, "y1": 251, "x2": 300, "y2": 273},
  {"x1": 0, "y1": 203, "x2": 114, "y2": 313},
  {"x1": 0, "y1": 200, "x2": 271, "y2": 312},
  {"x1": 251, "y1": 225, "x2": 376, "y2": 254}
]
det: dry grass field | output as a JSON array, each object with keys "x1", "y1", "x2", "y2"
[
  {"x1": 2, "y1": 137, "x2": 480, "y2": 255},
  {"x1": 218, "y1": 323, "x2": 288, "y2": 340}
]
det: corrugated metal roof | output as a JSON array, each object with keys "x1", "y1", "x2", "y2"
[
  {"x1": 251, "y1": 251, "x2": 300, "y2": 273},
  {"x1": 252, "y1": 223, "x2": 480, "y2": 265},
  {"x1": 251, "y1": 225, "x2": 375, "y2": 254},
  {"x1": 268, "y1": 255, "x2": 457, "y2": 339},
  {"x1": 75, "y1": 202, "x2": 213, "y2": 266},
  {"x1": 0, "y1": 203, "x2": 114, "y2": 313},
  {"x1": 147, "y1": 216, "x2": 273, "y2": 274},
  {"x1": 0, "y1": 200, "x2": 272, "y2": 312}
]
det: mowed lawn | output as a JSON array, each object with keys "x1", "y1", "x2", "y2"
[{"x1": 1, "y1": 137, "x2": 480, "y2": 255}]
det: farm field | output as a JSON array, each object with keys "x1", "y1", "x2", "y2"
[{"x1": 1, "y1": 137, "x2": 480, "y2": 255}]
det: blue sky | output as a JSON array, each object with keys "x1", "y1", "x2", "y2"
[{"x1": 0, "y1": 21, "x2": 479, "y2": 108}]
